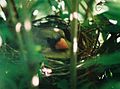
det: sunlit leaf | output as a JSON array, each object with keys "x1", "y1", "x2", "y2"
[
  {"x1": 103, "y1": 0, "x2": 120, "y2": 25},
  {"x1": 30, "y1": 0, "x2": 53, "y2": 19},
  {"x1": 83, "y1": 51, "x2": 120, "y2": 69}
]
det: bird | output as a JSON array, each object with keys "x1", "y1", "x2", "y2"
[{"x1": 32, "y1": 15, "x2": 71, "y2": 59}]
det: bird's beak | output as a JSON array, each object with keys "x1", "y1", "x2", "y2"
[{"x1": 55, "y1": 38, "x2": 68, "y2": 50}]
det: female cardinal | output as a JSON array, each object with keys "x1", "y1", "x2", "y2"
[{"x1": 32, "y1": 15, "x2": 71, "y2": 59}]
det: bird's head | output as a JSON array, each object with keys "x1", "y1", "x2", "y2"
[{"x1": 32, "y1": 16, "x2": 71, "y2": 59}]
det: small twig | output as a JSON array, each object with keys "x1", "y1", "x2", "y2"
[
  {"x1": 47, "y1": 59, "x2": 65, "y2": 65},
  {"x1": 91, "y1": 29, "x2": 100, "y2": 54}
]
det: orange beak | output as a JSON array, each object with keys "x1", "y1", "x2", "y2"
[{"x1": 55, "y1": 38, "x2": 68, "y2": 50}]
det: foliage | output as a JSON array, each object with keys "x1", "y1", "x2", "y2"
[{"x1": 0, "y1": 0, "x2": 120, "y2": 89}]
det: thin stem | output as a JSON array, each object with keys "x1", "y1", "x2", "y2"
[
  {"x1": 6, "y1": 0, "x2": 18, "y2": 23},
  {"x1": 70, "y1": 0, "x2": 79, "y2": 89},
  {"x1": 16, "y1": 32, "x2": 27, "y2": 60},
  {"x1": 64, "y1": 0, "x2": 72, "y2": 12},
  {"x1": 6, "y1": 0, "x2": 27, "y2": 60}
]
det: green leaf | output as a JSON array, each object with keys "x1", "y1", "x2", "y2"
[
  {"x1": 83, "y1": 51, "x2": 120, "y2": 68},
  {"x1": 103, "y1": 0, "x2": 120, "y2": 25},
  {"x1": 0, "y1": 18, "x2": 12, "y2": 42},
  {"x1": 30, "y1": 0, "x2": 52, "y2": 19}
]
